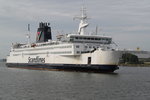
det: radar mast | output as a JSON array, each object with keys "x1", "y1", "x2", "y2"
[{"x1": 74, "y1": 6, "x2": 89, "y2": 35}]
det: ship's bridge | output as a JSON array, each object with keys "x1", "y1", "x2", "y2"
[{"x1": 67, "y1": 34, "x2": 112, "y2": 44}]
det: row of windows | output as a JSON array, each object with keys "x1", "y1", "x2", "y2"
[
  {"x1": 50, "y1": 51, "x2": 72, "y2": 54},
  {"x1": 13, "y1": 51, "x2": 72, "y2": 56},
  {"x1": 14, "y1": 45, "x2": 72, "y2": 52},
  {"x1": 76, "y1": 45, "x2": 106, "y2": 49},
  {"x1": 51, "y1": 46, "x2": 72, "y2": 49},
  {"x1": 71, "y1": 37, "x2": 111, "y2": 41}
]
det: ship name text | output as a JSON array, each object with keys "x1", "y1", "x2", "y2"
[{"x1": 28, "y1": 56, "x2": 45, "y2": 63}]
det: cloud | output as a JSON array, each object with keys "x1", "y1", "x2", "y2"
[{"x1": 0, "y1": 0, "x2": 150, "y2": 58}]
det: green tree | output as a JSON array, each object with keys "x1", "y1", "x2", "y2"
[{"x1": 122, "y1": 53, "x2": 139, "y2": 64}]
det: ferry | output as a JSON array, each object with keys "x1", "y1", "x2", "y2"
[{"x1": 6, "y1": 7, "x2": 122, "y2": 72}]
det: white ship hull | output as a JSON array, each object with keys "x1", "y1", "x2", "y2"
[{"x1": 6, "y1": 48, "x2": 122, "y2": 72}]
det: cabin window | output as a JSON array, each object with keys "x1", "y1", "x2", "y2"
[
  {"x1": 79, "y1": 37, "x2": 82, "y2": 39},
  {"x1": 70, "y1": 38, "x2": 74, "y2": 41},
  {"x1": 77, "y1": 51, "x2": 80, "y2": 54},
  {"x1": 76, "y1": 45, "x2": 80, "y2": 48},
  {"x1": 75, "y1": 37, "x2": 78, "y2": 39}
]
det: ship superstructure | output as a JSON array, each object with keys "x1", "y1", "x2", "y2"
[{"x1": 6, "y1": 7, "x2": 122, "y2": 72}]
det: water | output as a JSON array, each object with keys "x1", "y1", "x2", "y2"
[{"x1": 0, "y1": 62, "x2": 150, "y2": 100}]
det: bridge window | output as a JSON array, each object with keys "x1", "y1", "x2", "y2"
[
  {"x1": 75, "y1": 37, "x2": 78, "y2": 39},
  {"x1": 77, "y1": 51, "x2": 80, "y2": 54},
  {"x1": 76, "y1": 45, "x2": 80, "y2": 48}
]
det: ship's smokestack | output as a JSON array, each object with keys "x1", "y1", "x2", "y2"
[{"x1": 36, "y1": 22, "x2": 52, "y2": 43}]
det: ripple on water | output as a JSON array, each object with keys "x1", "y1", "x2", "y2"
[{"x1": 0, "y1": 63, "x2": 150, "y2": 100}]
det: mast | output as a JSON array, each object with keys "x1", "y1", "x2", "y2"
[
  {"x1": 26, "y1": 24, "x2": 31, "y2": 45},
  {"x1": 74, "y1": 6, "x2": 89, "y2": 35}
]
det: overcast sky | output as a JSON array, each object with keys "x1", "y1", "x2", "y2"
[{"x1": 0, "y1": 0, "x2": 150, "y2": 58}]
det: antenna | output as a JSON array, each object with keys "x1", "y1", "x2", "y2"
[
  {"x1": 95, "y1": 25, "x2": 98, "y2": 35},
  {"x1": 82, "y1": 0, "x2": 86, "y2": 7},
  {"x1": 74, "y1": 6, "x2": 89, "y2": 35},
  {"x1": 26, "y1": 24, "x2": 31, "y2": 45}
]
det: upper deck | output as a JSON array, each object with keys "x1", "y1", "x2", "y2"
[
  {"x1": 12, "y1": 7, "x2": 113, "y2": 50},
  {"x1": 58, "y1": 34, "x2": 112, "y2": 44}
]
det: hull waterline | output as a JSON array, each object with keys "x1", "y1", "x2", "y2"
[{"x1": 6, "y1": 63, "x2": 119, "y2": 72}]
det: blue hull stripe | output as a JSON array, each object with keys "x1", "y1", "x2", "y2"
[{"x1": 6, "y1": 63, "x2": 119, "y2": 72}]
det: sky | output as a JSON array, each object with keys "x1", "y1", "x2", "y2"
[{"x1": 0, "y1": 0, "x2": 150, "y2": 59}]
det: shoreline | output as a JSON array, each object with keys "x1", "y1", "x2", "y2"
[{"x1": 119, "y1": 64, "x2": 150, "y2": 67}]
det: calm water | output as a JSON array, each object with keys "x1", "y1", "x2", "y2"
[{"x1": 0, "y1": 62, "x2": 150, "y2": 100}]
